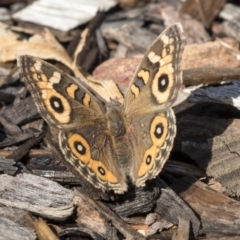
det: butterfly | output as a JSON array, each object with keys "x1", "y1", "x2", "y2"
[{"x1": 17, "y1": 23, "x2": 185, "y2": 194}]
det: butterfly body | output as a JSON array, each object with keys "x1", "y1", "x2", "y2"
[{"x1": 18, "y1": 23, "x2": 185, "y2": 193}]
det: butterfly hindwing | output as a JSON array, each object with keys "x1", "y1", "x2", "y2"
[
  {"x1": 128, "y1": 109, "x2": 176, "y2": 186},
  {"x1": 59, "y1": 127, "x2": 127, "y2": 193}
]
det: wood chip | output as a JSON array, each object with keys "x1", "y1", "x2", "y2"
[
  {"x1": 183, "y1": 38, "x2": 240, "y2": 70},
  {"x1": 0, "y1": 216, "x2": 36, "y2": 240},
  {"x1": 101, "y1": 20, "x2": 157, "y2": 53},
  {"x1": 219, "y1": 3, "x2": 240, "y2": 21},
  {"x1": 222, "y1": 17, "x2": 240, "y2": 42},
  {"x1": 172, "y1": 216, "x2": 189, "y2": 240},
  {"x1": 180, "y1": 0, "x2": 226, "y2": 28},
  {"x1": 155, "y1": 180, "x2": 200, "y2": 237},
  {"x1": 189, "y1": 81, "x2": 240, "y2": 109},
  {"x1": 171, "y1": 177, "x2": 240, "y2": 236},
  {"x1": 13, "y1": 0, "x2": 117, "y2": 32},
  {"x1": 0, "y1": 173, "x2": 74, "y2": 220}
]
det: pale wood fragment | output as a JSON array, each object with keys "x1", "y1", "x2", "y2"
[
  {"x1": 13, "y1": 0, "x2": 117, "y2": 32},
  {"x1": 0, "y1": 207, "x2": 36, "y2": 240},
  {"x1": 222, "y1": 17, "x2": 240, "y2": 42},
  {"x1": 0, "y1": 217, "x2": 36, "y2": 240},
  {"x1": 219, "y1": 3, "x2": 240, "y2": 21},
  {"x1": 0, "y1": 174, "x2": 74, "y2": 220}
]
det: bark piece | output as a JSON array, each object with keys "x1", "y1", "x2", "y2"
[
  {"x1": 0, "y1": 131, "x2": 39, "y2": 147},
  {"x1": 155, "y1": 180, "x2": 200, "y2": 237},
  {"x1": 180, "y1": 0, "x2": 226, "y2": 28},
  {"x1": 172, "y1": 216, "x2": 189, "y2": 240},
  {"x1": 74, "y1": 11, "x2": 105, "y2": 72},
  {"x1": 0, "y1": 8, "x2": 11, "y2": 23},
  {"x1": 183, "y1": 38, "x2": 239, "y2": 70},
  {"x1": 145, "y1": 213, "x2": 173, "y2": 237},
  {"x1": 93, "y1": 57, "x2": 141, "y2": 93},
  {"x1": 111, "y1": 186, "x2": 160, "y2": 217},
  {"x1": 222, "y1": 17, "x2": 240, "y2": 42},
  {"x1": 0, "y1": 206, "x2": 37, "y2": 240},
  {"x1": 0, "y1": 156, "x2": 17, "y2": 173},
  {"x1": 181, "y1": 117, "x2": 240, "y2": 197},
  {"x1": 59, "y1": 226, "x2": 106, "y2": 240},
  {"x1": 118, "y1": 0, "x2": 149, "y2": 9},
  {"x1": 74, "y1": 192, "x2": 146, "y2": 240},
  {"x1": 219, "y1": 3, "x2": 240, "y2": 21},
  {"x1": 0, "y1": 65, "x2": 19, "y2": 88},
  {"x1": 0, "y1": 115, "x2": 22, "y2": 136},
  {"x1": 13, "y1": 0, "x2": 116, "y2": 32},
  {"x1": 2, "y1": 96, "x2": 40, "y2": 126},
  {"x1": 0, "y1": 217, "x2": 36, "y2": 240},
  {"x1": 0, "y1": 173, "x2": 74, "y2": 220},
  {"x1": 101, "y1": 20, "x2": 157, "y2": 53},
  {"x1": 6, "y1": 130, "x2": 45, "y2": 162},
  {"x1": 159, "y1": 3, "x2": 210, "y2": 44},
  {"x1": 171, "y1": 177, "x2": 240, "y2": 237},
  {"x1": 183, "y1": 67, "x2": 240, "y2": 86},
  {"x1": 189, "y1": 81, "x2": 240, "y2": 110},
  {"x1": 164, "y1": 160, "x2": 205, "y2": 179},
  {"x1": 0, "y1": 91, "x2": 15, "y2": 104}
]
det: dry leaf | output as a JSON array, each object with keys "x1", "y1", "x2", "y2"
[{"x1": 0, "y1": 23, "x2": 122, "y2": 102}]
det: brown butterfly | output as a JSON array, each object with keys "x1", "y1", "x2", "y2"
[{"x1": 18, "y1": 23, "x2": 185, "y2": 193}]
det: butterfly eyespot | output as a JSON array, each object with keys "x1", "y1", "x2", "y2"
[
  {"x1": 98, "y1": 166, "x2": 106, "y2": 176},
  {"x1": 158, "y1": 74, "x2": 169, "y2": 92},
  {"x1": 146, "y1": 155, "x2": 152, "y2": 165},
  {"x1": 50, "y1": 96, "x2": 64, "y2": 113},
  {"x1": 154, "y1": 123, "x2": 163, "y2": 138},
  {"x1": 74, "y1": 141, "x2": 86, "y2": 155}
]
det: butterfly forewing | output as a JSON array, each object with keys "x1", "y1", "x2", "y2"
[
  {"x1": 18, "y1": 56, "x2": 104, "y2": 129},
  {"x1": 124, "y1": 23, "x2": 186, "y2": 117}
]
